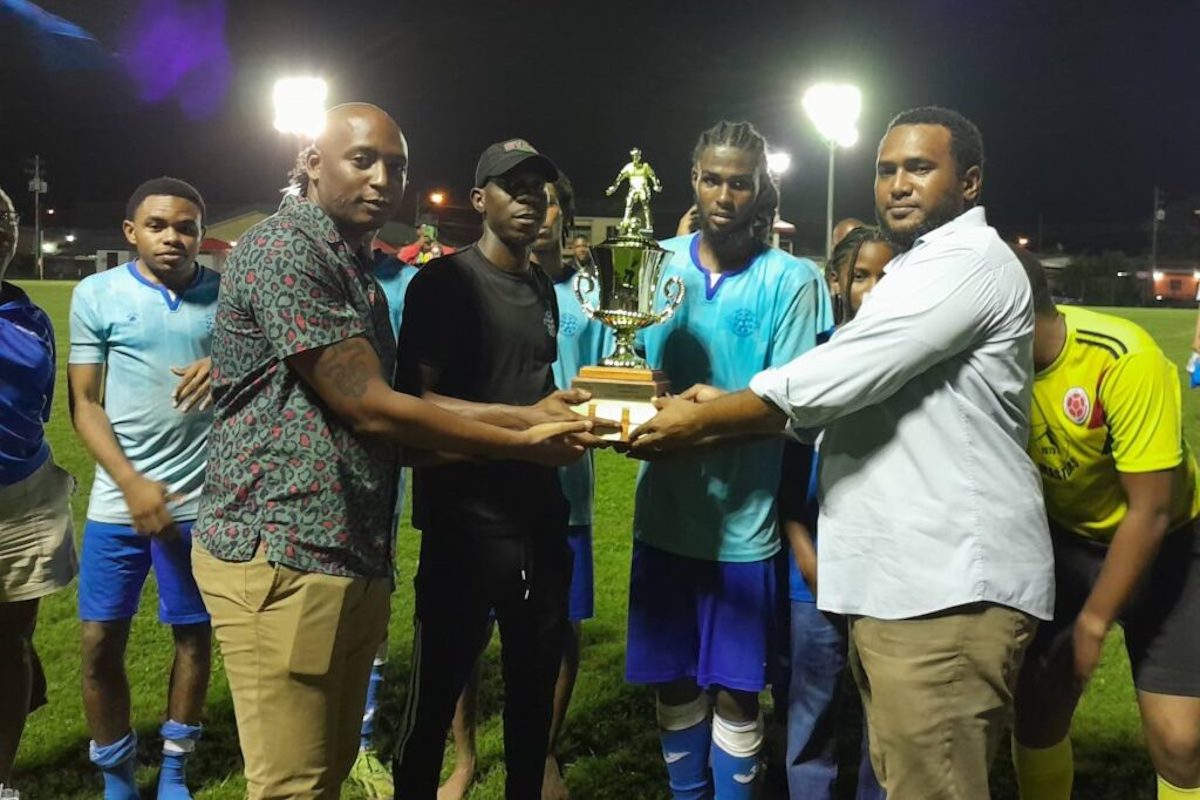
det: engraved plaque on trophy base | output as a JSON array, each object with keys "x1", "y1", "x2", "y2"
[{"x1": 571, "y1": 365, "x2": 670, "y2": 442}]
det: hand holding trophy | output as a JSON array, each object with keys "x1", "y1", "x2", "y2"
[{"x1": 571, "y1": 148, "x2": 684, "y2": 442}]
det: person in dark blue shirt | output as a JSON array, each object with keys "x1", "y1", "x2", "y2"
[{"x1": 0, "y1": 184, "x2": 78, "y2": 790}]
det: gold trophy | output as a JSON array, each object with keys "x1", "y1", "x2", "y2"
[{"x1": 572, "y1": 148, "x2": 684, "y2": 440}]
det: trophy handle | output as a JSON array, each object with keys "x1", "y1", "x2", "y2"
[
  {"x1": 573, "y1": 270, "x2": 599, "y2": 319},
  {"x1": 654, "y1": 275, "x2": 685, "y2": 323}
]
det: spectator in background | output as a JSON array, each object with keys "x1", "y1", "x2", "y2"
[
  {"x1": 0, "y1": 185, "x2": 78, "y2": 793},
  {"x1": 569, "y1": 234, "x2": 594, "y2": 272},
  {"x1": 399, "y1": 223, "x2": 456, "y2": 266}
]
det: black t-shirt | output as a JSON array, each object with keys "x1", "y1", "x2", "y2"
[{"x1": 396, "y1": 245, "x2": 568, "y2": 535}]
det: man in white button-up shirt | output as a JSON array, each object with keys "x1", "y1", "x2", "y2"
[{"x1": 631, "y1": 107, "x2": 1054, "y2": 800}]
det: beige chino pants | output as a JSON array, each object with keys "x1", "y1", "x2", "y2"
[
  {"x1": 192, "y1": 542, "x2": 390, "y2": 800},
  {"x1": 849, "y1": 602, "x2": 1037, "y2": 800}
]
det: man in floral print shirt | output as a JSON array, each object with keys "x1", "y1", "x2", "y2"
[{"x1": 191, "y1": 103, "x2": 591, "y2": 799}]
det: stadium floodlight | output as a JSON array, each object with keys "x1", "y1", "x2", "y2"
[
  {"x1": 803, "y1": 83, "x2": 862, "y2": 149},
  {"x1": 803, "y1": 82, "x2": 862, "y2": 261},
  {"x1": 272, "y1": 77, "x2": 328, "y2": 139},
  {"x1": 766, "y1": 150, "x2": 792, "y2": 177}
]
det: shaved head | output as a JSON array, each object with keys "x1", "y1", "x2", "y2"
[
  {"x1": 315, "y1": 102, "x2": 403, "y2": 151},
  {"x1": 303, "y1": 102, "x2": 409, "y2": 247},
  {"x1": 832, "y1": 217, "x2": 866, "y2": 247}
]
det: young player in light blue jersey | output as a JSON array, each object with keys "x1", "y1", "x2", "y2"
[
  {"x1": 628, "y1": 121, "x2": 831, "y2": 800},
  {"x1": 375, "y1": 251, "x2": 418, "y2": 341},
  {"x1": 538, "y1": 174, "x2": 608, "y2": 796},
  {"x1": 68, "y1": 177, "x2": 216, "y2": 800},
  {"x1": 436, "y1": 172, "x2": 610, "y2": 800}
]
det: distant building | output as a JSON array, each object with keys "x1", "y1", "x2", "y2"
[{"x1": 1149, "y1": 259, "x2": 1200, "y2": 305}]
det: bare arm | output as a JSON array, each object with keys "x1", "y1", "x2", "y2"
[
  {"x1": 783, "y1": 518, "x2": 819, "y2": 596},
  {"x1": 286, "y1": 336, "x2": 590, "y2": 465},
  {"x1": 68, "y1": 363, "x2": 179, "y2": 537},
  {"x1": 416, "y1": 364, "x2": 595, "y2": 430},
  {"x1": 1072, "y1": 469, "x2": 1174, "y2": 683},
  {"x1": 1193, "y1": 306, "x2": 1200, "y2": 353}
]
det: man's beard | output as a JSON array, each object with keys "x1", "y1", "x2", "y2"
[
  {"x1": 876, "y1": 196, "x2": 963, "y2": 252},
  {"x1": 698, "y1": 206, "x2": 761, "y2": 264}
]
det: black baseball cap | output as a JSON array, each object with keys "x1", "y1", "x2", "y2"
[{"x1": 474, "y1": 138, "x2": 559, "y2": 188}]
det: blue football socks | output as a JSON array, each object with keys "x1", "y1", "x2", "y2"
[
  {"x1": 658, "y1": 696, "x2": 713, "y2": 800},
  {"x1": 89, "y1": 730, "x2": 138, "y2": 800},
  {"x1": 711, "y1": 714, "x2": 762, "y2": 800},
  {"x1": 157, "y1": 719, "x2": 202, "y2": 800}
]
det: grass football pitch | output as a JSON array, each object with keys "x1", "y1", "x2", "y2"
[{"x1": 11, "y1": 279, "x2": 1199, "y2": 798}]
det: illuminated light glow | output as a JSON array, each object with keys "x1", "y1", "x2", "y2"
[
  {"x1": 273, "y1": 77, "x2": 328, "y2": 139},
  {"x1": 803, "y1": 83, "x2": 862, "y2": 148},
  {"x1": 65, "y1": 234, "x2": 76, "y2": 243},
  {"x1": 428, "y1": 191, "x2": 446, "y2": 205},
  {"x1": 1017, "y1": 236, "x2": 1030, "y2": 247},
  {"x1": 1153, "y1": 271, "x2": 1165, "y2": 281},
  {"x1": 41, "y1": 241, "x2": 58, "y2": 254},
  {"x1": 46, "y1": 208, "x2": 55, "y2": 215},
  {"x1": 766, "y1": 151, "x2": 792, "y2": 176}
]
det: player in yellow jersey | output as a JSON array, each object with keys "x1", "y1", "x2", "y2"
[{"x1": 1012, "y1": 249, "x2": 1200, "y2": 800}]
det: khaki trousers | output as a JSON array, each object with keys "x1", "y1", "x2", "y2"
[
  {"x1": 849, "y1": 603, "x2": 1037, "y2": 800},
  {"x1": 192, "y1": 543, "x2": 390, "y2": 800}
]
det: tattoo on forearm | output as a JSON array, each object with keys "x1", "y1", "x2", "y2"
[{"x1": 317, "y1": 340, "x2": 374, "y2": 399}]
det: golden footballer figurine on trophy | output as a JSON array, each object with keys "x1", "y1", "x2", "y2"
[
  {"x1": 605, "y1": 147, "x2": 663, "y2": 236},
  {"x1": 573, "y1": 148, "x2": 683, "y2": 441}
]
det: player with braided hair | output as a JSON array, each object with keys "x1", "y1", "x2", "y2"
[{"x1": 627, "y1": 120, "x2": 831, "y2": 799}]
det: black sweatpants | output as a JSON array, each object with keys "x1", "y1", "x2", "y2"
[{"x1": 392, "y1": 528, "x2": 572, "y2": 799}]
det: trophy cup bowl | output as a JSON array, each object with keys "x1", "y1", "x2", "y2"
[{"x1": 570, "y1": 232, "x2": 684, "y2": 441}]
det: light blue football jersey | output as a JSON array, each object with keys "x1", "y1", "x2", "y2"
[
  {"x1": 375, "y1": 256, "x2": 418, "y2": 341},
  {"x1": 552, "y1": 266, "x2": 611, "y2": 526},
  {"x1": 69, "y1": 263, "x2": 219, "y2": 523},
  {"x1": 374, "y1": 256, "x2": 418, "y2": 509},
  {"x1": 634, "y1": 234, "x2": 831, "y2": 562}
]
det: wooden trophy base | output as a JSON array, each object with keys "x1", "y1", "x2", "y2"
[{"x1": 571, "y1": 365, "x2": 670, "y2": 442}]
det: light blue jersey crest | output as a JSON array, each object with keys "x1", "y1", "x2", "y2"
[
  {"x1": 634, "y1": 235, "x2": 831, "y2": 562},
  {"x1": 69, "y1": 263, "x2": 219, "y2": 523}
]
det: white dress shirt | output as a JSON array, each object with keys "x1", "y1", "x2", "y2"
[{"x1": 750, "y1": 207, "x2": 1054, "y2": 620}]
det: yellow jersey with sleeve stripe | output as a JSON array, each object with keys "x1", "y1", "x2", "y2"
[{"x1": 1029, "y1": 305, "x2": 1200, "y2": 543}]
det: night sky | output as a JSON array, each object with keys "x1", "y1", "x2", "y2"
[{"x1": 1, "y1": 0, "x2": 1197, "y2": 250}]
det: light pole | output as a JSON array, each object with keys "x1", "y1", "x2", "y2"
[
  {"x1": 272, "y1": 77, "x2": 328, "y2": 140},
  {"x1": 802, "y1": 83, "x2": 861, "y2": 262},
  {"x1": 28, "y1": 155, "x2": 47, "y2": 279},
  {"x1": 766, "y1": 151, "x2": 791, "y2": 248}
]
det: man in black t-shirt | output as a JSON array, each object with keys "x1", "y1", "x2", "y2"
[{"x1": 392, "y1": 139, "x2": 595, "y2": 799}]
